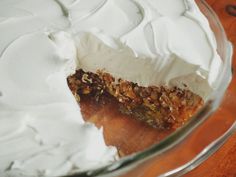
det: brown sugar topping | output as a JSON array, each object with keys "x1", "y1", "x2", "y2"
[{"x1": 67, "y1": 69, "x2": 204, "y2": 129}]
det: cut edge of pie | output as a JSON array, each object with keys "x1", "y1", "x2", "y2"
[{"x1": 67, "y1": 69, "x2": 204, "y2": 129}]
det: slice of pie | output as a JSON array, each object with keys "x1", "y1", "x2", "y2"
[
  {"x1": 68, "y1": 68, "x2": 203, "y2": 130},
  {"x1": 66, "y1": 32, "x2": 209, "y2": 130}
]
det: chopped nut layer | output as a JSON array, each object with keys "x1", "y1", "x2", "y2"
[{"x1": 67, "y1": 69, "x2": 204, "y2": 129}]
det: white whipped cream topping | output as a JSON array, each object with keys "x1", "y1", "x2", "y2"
[
  {"x1": 0, "y1": 1, "x2": 117, "y2": 177},
  {"x1": 0, "y1": 0, "x2": 222, "y2": 176},
  {"x1": 72, "y1": 0, "x2": 222, "y2": 99}
]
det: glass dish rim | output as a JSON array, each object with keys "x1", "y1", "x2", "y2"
[{"x1": 67, "y1": 1, "x2": 234, "y2": 177}]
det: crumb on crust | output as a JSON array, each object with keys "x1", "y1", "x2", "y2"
[{"x1": 67, "y1": 69, "x2": 204, "y2": 129}]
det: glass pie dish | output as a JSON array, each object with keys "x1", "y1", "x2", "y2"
[{"x1": 67, "y1": 0, "x2": 235, "y2": 177}]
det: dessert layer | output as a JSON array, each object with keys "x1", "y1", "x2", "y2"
[
  {"x1": 68, "y1": 69, "x2": 204, "y2": 129},
  {"x1": 0, "y1": 0, "x2": 222, "y2": 176},
  {"x1": 75, "y1": 33, "x2": 215, "y2": 100}
]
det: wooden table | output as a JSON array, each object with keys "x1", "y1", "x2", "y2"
[{"x1": 185, "y1": 0, "x2": 236, "y2": 176}]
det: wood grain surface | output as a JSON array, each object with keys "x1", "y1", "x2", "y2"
[{"x1": 185, "y1": 0, "x2": 236, "y2": 177}]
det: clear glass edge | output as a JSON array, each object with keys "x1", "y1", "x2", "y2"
[
  {"x1": 66, "y1": 1, "x2": 235, "y2": 177},
  {"x1": 160, "y1": 121, "x2": 236, "y2": 177}
]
